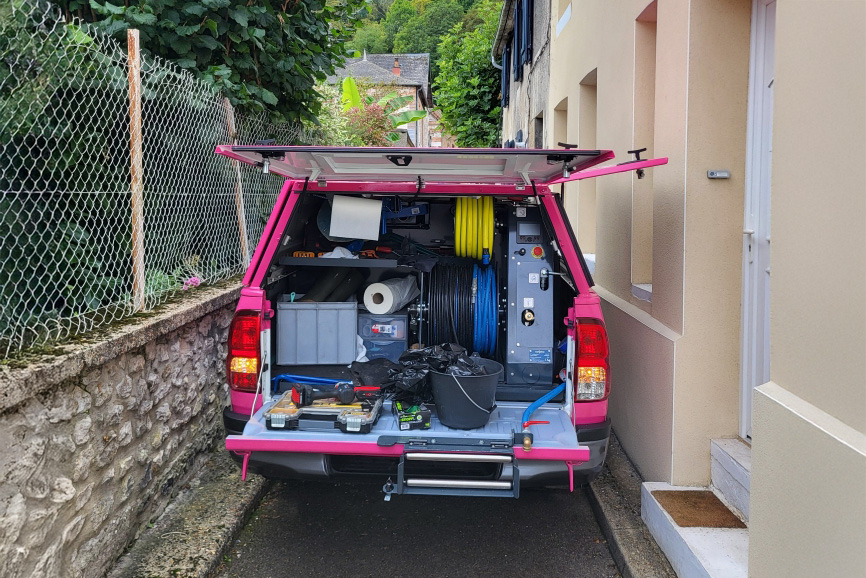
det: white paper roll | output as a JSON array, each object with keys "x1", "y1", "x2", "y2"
[
  {"x1": 363, "y1": 277, "x2": 420, "y2": 314},
  {"x1": 329, "y1": 195, "x2": 383, "y2": 241}
]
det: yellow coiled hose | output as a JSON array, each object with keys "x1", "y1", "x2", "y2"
[{"x1": 455, "y1": 196, "x2": 494, "y2": 262}]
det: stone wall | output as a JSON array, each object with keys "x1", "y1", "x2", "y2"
[{"x1": 0, "y1": 284, "x2": 240, "y2": 578}]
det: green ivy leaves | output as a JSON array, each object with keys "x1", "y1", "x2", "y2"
[
  {"x1": 434, "y1": 0, "x2": 501, "y2": 147},
  {"x1": 67, "y1": 0, "x2": 367, "y2": 123}
]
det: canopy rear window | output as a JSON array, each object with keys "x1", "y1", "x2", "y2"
[{"x1": 215, "y1": 146, "x2": 615, "y2": 185}]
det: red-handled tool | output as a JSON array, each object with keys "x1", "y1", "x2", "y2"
[
  {"x1": 522, "y1": 420, "x2": 550, "y2": 428},
  {"x1": 291, "y1": 382, "x2": 356, "y2": 406},
  {"x1": 354, "y1": 386, "x2": 382, "y2": 402}
]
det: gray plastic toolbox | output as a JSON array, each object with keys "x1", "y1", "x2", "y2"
[
  {"x1": 276, "y1": 296, "x2": 357, "y2": 365},
  {"x1": 358, "y1": 312, "x2": 408, "y2": 363}
]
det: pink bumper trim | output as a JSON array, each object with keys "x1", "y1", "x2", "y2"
[
  {"x1": 225, "y1": 437, "x2": 589, "y2": 462},
  {"x1": 572, "y1": 400, "x2": 608, "y2": 425},
  {"x1": 230, "y1": 390, "x2": 262, "y2": 417},
  {"x1": 241, "y1": 452, "x2": 250, "y2": 481}
]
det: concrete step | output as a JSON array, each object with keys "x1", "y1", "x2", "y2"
[
  {"x1": 642, "y1": 482, "x2": 748, "y2": 578},
  {"x1": 710, "y1": 438, "x2": 751, "y2": 522}
]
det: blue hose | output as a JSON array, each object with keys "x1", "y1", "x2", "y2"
[
  {"x1": 473, "y1": 265, "x2": 497, "y2": 356},
  {"x1": 522, "y1": 383, "x2": 566, "y2": 427},
  {"x1": 271, "y1": 373, "x2": 341, "y2": 394}
]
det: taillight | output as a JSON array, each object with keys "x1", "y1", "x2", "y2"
[
  {"x1": 227, "y1": 311, "x2": 261, "y2": 392},
  {"x1": 574, "y1": 319, "x2": 610, "y2": 401}
]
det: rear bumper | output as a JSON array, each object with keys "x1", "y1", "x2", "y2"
[
  {"x1": 224, "y1": 407, "x2": 249, "y2": 436},
  {"x1": 223, "y1": 409, "x2": 611, "y2": 487}
]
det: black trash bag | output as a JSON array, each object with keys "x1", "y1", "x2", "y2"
[
  {"x1": 350, "y1": 358, "x2": 433, "y2": 403},
  {"x1": 398, "y1": 344, "x2": 487, "y2": 376},
  {"x1": 350, "y1": 358, "x2": 399, "y2": 387},
  {"x1": 446, "y1": 357, "x2": 488, "y2": 377},
  {"x1": 387, "y1": 366, "x2": 432, "y2": 403},
  {"x1": 351, "y1": 345, "x2": 489, "y2": 405}
]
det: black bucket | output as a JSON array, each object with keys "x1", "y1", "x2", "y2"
[{"x1": 430, "y1": 358, "x2": 503, "y2": 429}]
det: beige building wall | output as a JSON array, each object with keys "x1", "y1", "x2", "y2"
[
  {"x1": 503, "y1": 0, "x2": 866, "y2": 571},
  {"x1": 749, "y1": 1, "x2": 866, "y2": 575},
  {"x1": 545, "y1": 0, "x2": 749, "y2": 485}
]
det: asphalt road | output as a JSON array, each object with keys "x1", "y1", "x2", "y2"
[{"x1": 216, "y1": 480, "x2": 620, "y2": 578}]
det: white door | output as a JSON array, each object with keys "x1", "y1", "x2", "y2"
[{"x1": 740, "y1": 0, "x2": 775, "y2": 439}]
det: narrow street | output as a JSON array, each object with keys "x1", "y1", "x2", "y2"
[{"x1": 217, "y1": 481, "x2": 620, "y2": 578}]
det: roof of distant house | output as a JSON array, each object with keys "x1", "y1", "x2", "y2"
[{"x1": 329, "y1": 53, "x2": 431, "y2": 106}]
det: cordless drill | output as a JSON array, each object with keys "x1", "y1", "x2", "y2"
[{"x1": 291, "y1": 382, "x2": 356, "y2": 406}]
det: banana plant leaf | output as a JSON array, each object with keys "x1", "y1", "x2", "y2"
[
  {"x1": 341, "y1": 77, "x2": 361, "y2": 111},
  {"x1": 390, "y1": 109, "x2": 428, "y2": 128},
  {"x1": 376, "y1": 92, "x2": 399, "y2": 107}
]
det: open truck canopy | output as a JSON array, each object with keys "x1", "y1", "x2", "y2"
[
  {"x1": 214, "y1": 145, "x2": 665, "y2": 186},
  {"x1": 214, "y1": 145, "x2": 666, "y2": 499}
]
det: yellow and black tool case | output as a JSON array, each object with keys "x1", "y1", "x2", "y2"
[{"x1": 264, "y1": 392, "x2": 383, "y2": 434}]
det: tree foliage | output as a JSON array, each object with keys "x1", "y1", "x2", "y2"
[
  {"x1": 340, "y1": 77, "x2": 427, "y2": 145},
  {"x1": 350, "y1": 0, "x2": 480, "y2": 73},
  {"x1": 309, "y1": 82, "x2": 354, "y2": 145},
  {"x1": 382, "y1": 0, "x2": 416, "y2": 51},
  {"x1": 366, "y1": 0, "x2": 396, "y2": 21},
  {"x1": 392, "y1": 0, "x2": 463, "y2": 78},
  {"x1": 347, "y1": 20, "x2": 389, "y2": 54},
  {"x1": 51, "y1": 0, "x2": 367, "y2": 122},
  {"x1": 433, "y1": 0, "x2": 500, "y2": 147}
]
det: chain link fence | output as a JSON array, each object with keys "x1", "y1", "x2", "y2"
[{"x1": 1, "y1": 0, "x2": 317, "y2": 358}]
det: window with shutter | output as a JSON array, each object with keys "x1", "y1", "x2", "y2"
[
  {"x1": 522, "y1": 0, "x2": 533, "y2": 65},
  {"x1": 512, "y1": 5, "x2": 522, "y2": 82},
  {"x1": 501, "y1": 45, "x2": 510, "y2": 108}
]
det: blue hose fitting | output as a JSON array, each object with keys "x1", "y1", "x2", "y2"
[{"x1": 521, "y1": 383, "x2": 566, "y2": 428}]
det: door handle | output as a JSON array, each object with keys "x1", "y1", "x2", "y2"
[{"x1": 743, "y1": 229, "x2": 755, "y2": 263}]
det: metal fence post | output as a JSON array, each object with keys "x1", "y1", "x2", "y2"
[
  {"x1": 128, "y1": 29, "x2": 146, "y2": 311},
  {"x1": 223, "y1": 97, "x2": 251, "y2": 266}
]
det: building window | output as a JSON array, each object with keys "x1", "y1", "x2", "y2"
[
  {"x1": 577, "y1": 69, "x2": 598, "y2": 256},
  {"x1": 521, "y1": 0, "x2": 533, "y2": 65},
  {"x1": 501, "y1": 44, "x2": 511, "y2": 108},
  {"x1": 632, "y1": 1, "x2": 657, "y2": 299},
  {"x1": 553, "y1": 98, "x2": 568, "y2": 148},
  {"x1": 512, "y1": 6, "x2": 522, "y2": 82},
  {"x1": 558, "y1": 0, "x2": 570, "y2": 20},
  {"x1": 533, "y1": 114, "x2": 544, "y2": 148}
]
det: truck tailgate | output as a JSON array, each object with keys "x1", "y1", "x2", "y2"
[{"x1": 226, "y1": 401, "x2": 589, "y2": 463}]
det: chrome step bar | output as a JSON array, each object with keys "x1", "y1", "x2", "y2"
[
  {"x1": 405, "y1": 452, "x2": 512, "y2": 463},
  {"x1": 386, "y1": 450, "x2": 520, "y2": 499},
  {"x1": 405, "y1": 478, "x2": 512, "y2": 490}
]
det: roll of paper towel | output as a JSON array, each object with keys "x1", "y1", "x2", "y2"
[{"x1": 363, "y1": 277, "x2": 420, "y2": 314}]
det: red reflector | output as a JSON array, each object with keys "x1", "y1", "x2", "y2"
[
  {"x1": 574, "y1": 320, "x2": 611, "y2": 401},
  {"x1": 227, "y1": 311, "x2": 261, "y2": 393},
  {"x1": 577, "y1": 322, "x2": 609, "y2": 359},
  {"x1": 230, "y1": 313, "x2": 260, "y2": 352},
  {"x1": 233, "y1": 372, "x2": 259, "y2": 389}
]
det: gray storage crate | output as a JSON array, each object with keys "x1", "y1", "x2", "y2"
[{"x1": 276, "y1": 296, "x2": 358, "y2": 365}]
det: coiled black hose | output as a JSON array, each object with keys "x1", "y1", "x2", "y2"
[{"x1": 428, "y1": 261, "x2": 497, "y2": 354}]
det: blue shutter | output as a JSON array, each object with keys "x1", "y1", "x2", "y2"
[
  {"x1": 501, "y1": 45, "x2": 510, "y2": 108},
  {"x1": 512, "y1": 4, "x2": 522, "y2": 82},
  {"x1": 522, "y1": 0, "x2": 533, "y2": 64}
]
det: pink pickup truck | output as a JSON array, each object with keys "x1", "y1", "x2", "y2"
[{"x1": 214, "y1": 146, "x2": 664, "y2": 499}]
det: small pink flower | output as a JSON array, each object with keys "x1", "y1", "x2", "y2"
[{"x1": 183, "y1": 276, "x2": 201, "y2": 290}]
